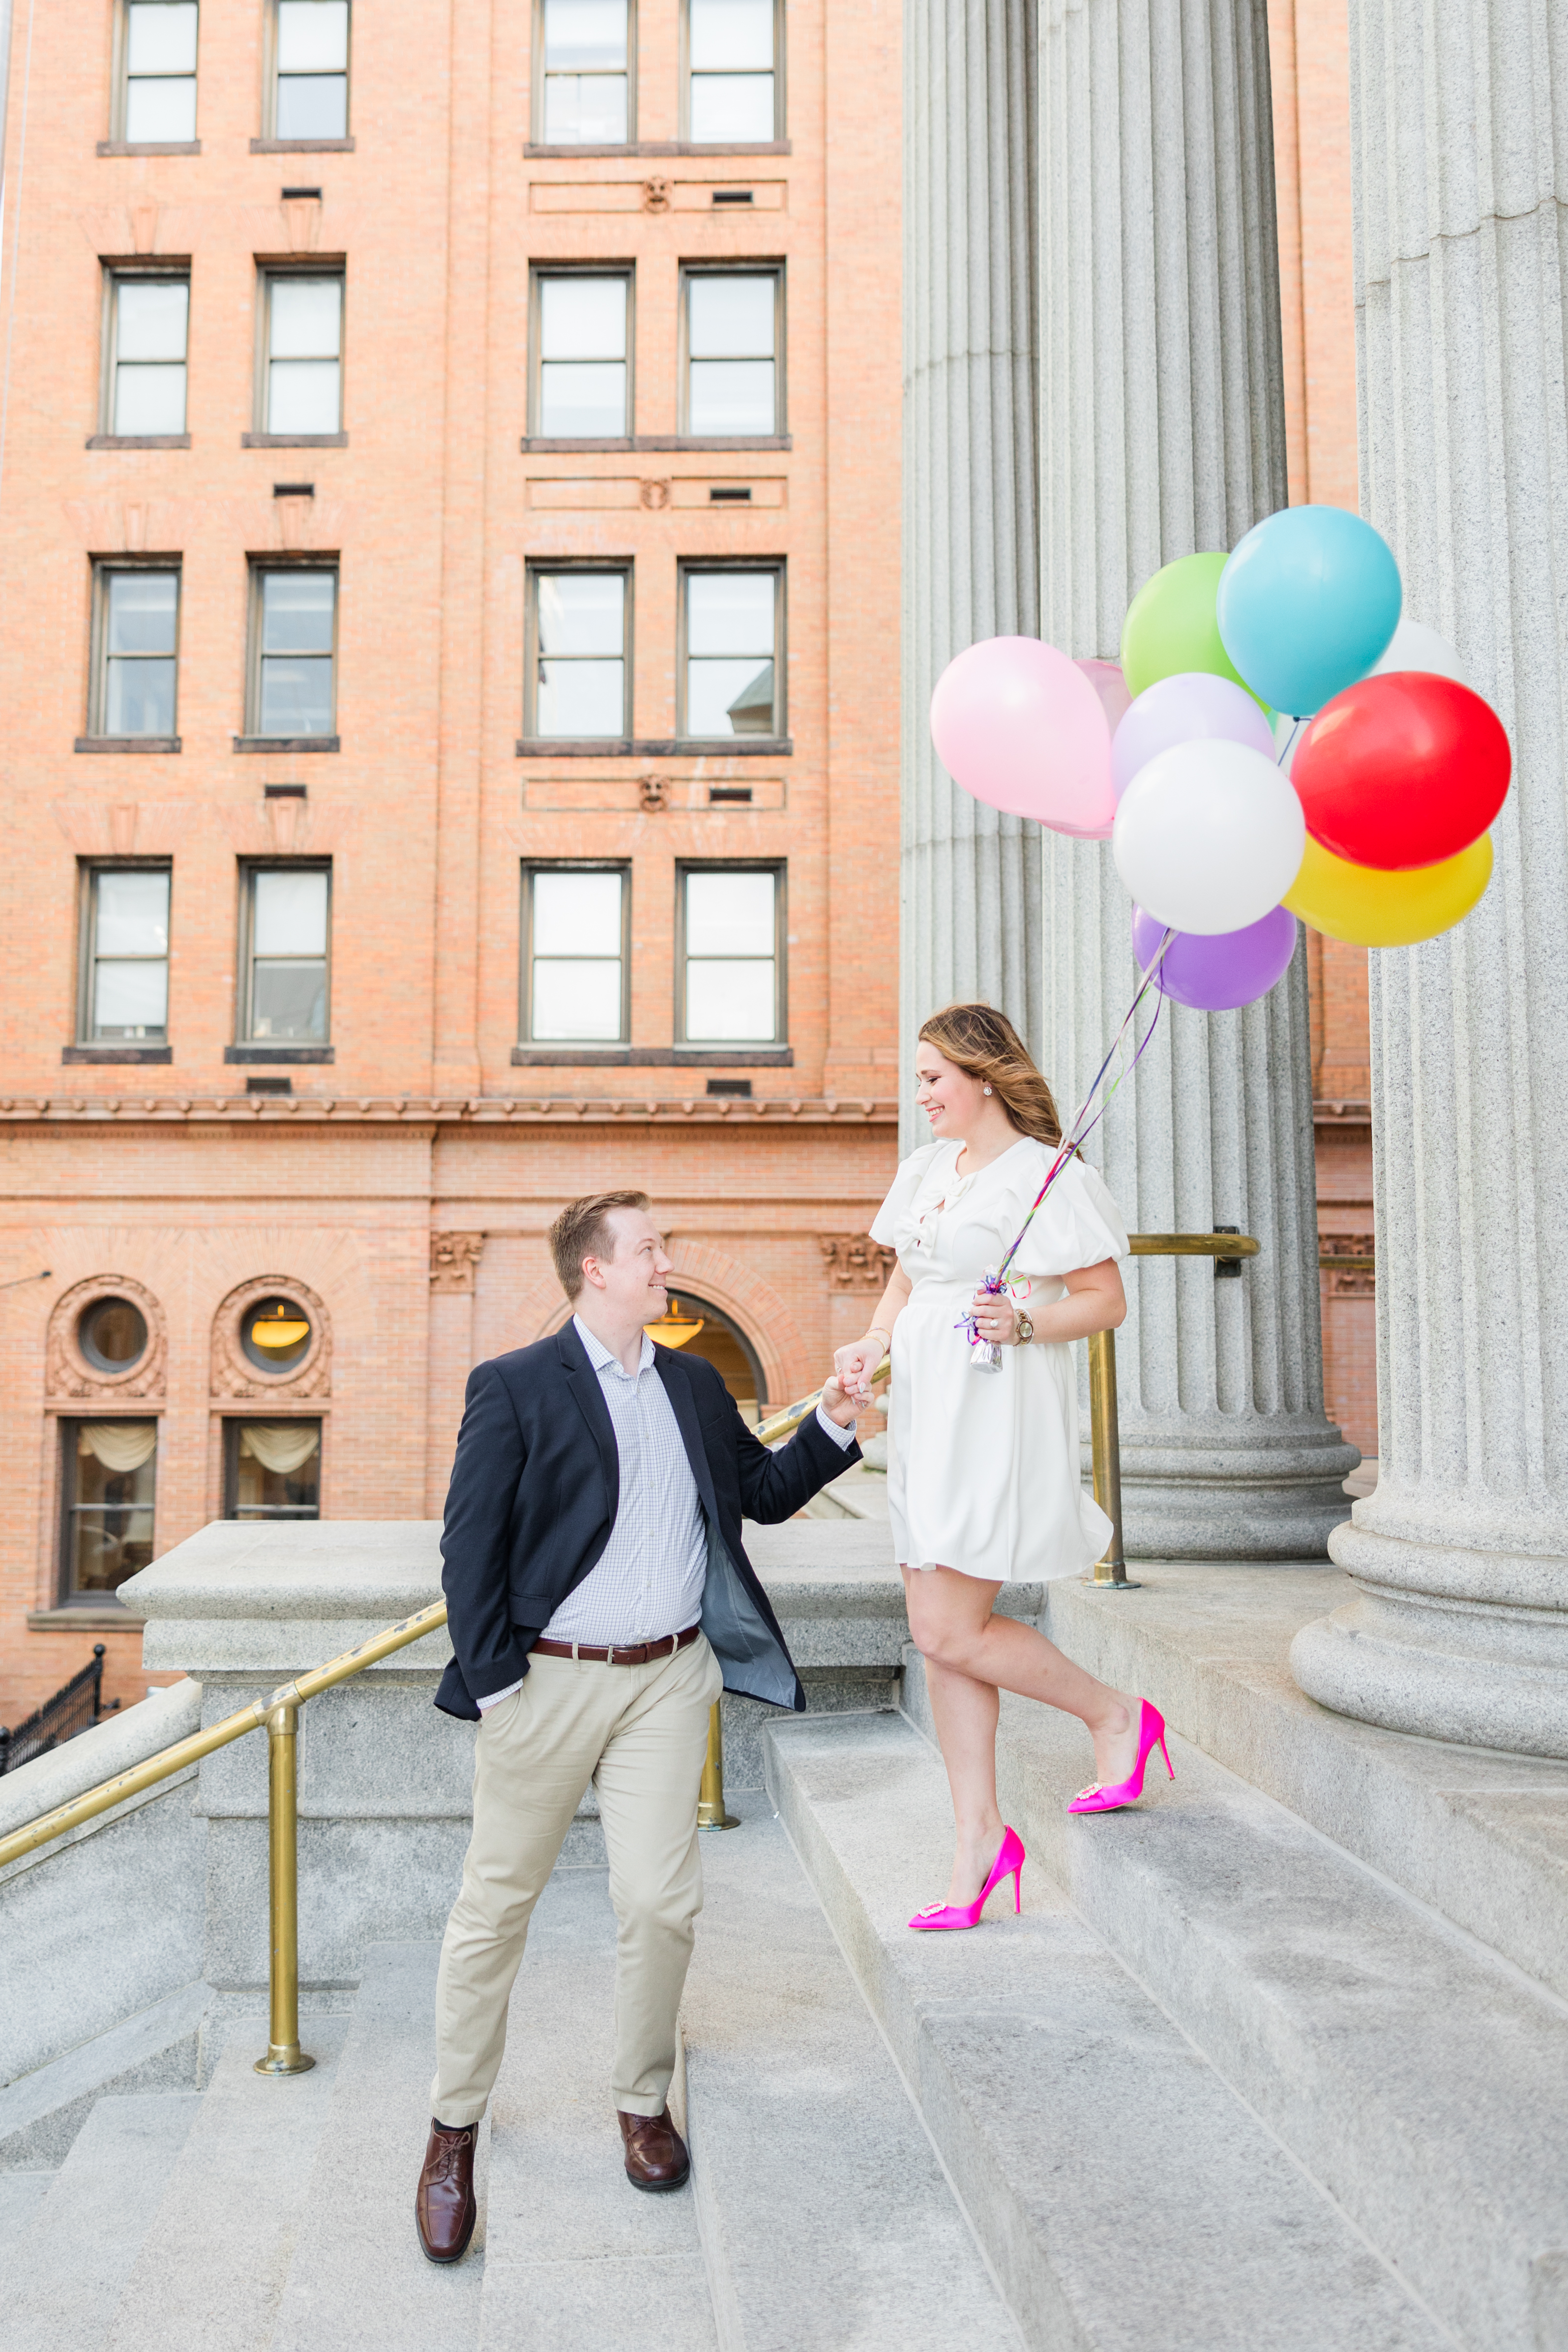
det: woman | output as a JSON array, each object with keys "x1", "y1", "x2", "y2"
[{"x1": 834, "y1": 1003, "x2": 1171, "y2": 1931}]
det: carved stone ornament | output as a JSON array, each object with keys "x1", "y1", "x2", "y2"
[
  {"x1": 430, "y1": 1232, "x2": 485, "y2": 1294},
  {"x1": 642, "y1": 176, "x2": 672, "y2": 212},
  {"x1": 819, "y1": 1236, "x2": 897, "y2": 1292},
  {"x1": 639, "y1": 773, "x2": 669, "y2": 811},
  {"x1": 46, "y1": 1273, "x2": 168, "y2": 1400},
  {"x1": 210, "y1": 1274, "x2": 331, "y2": 1399},
  {"x1": 639, "y1": 478, "x2": 671, "y2": 510},
  {"x1": 1321, "y1": 1233, "x2": 1377, "y2": 1300}
]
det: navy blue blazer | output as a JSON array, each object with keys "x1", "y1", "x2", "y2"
[{"x1": 435, "y1": 1320, "x2": 859, "y2": 1721}]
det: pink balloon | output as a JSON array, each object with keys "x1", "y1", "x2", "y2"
[
  {"x1": 1060, "y1": 661, "x2": 1131, "y2": 837},
  {"x1": 930, "y1": 636, "x2": 1116, "y2": 834},
  {"x1": 1111, "y1": 671, "x2": 1278, "y2": 802}
]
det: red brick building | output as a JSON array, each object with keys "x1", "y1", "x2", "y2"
[{"x1": 0, "y1": 0, "x2": 903, "y2": 1721}]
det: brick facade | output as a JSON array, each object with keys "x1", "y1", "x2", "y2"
[{"x1": 0, "y1": 0, "x2": 903, "y2": 1722}]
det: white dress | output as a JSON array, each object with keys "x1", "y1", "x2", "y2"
[{"x1": 870, "y1": 1137, "x2": 1130, "y2": 1583}]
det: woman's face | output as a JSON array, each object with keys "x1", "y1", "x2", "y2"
[{"x1": 915, "y1": 1043, "x2": 989, "y2": 1137}]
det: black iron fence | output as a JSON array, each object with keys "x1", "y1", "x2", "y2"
[{"x1": 0, "y1": 1644, "x2": 115, "y2": 1776}]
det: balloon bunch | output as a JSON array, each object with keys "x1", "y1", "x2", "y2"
[{"x1": 929, "y1": 508, "x2": 1509, "y2": 1012}]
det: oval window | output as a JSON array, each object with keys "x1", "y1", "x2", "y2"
[
  {"x1": 79, "y1": 1296, "x2": 149, "y2": 1373},
  {"x1": 242, "y1": 1296, "x2": 314, "y2": 1373}
]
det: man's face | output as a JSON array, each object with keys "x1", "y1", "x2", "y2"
[{"x1": 582, "y1": 1207, "x2": 672, "y2": 1322}]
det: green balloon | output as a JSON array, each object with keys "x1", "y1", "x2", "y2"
[{"x1": 1120, "y1": 551, "x2": 1271, "y2": 712}]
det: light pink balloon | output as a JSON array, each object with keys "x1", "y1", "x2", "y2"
[
  {"x1": 930, "y1": 636, "x2": 1116, "y2": 835},
  {"x1": 1058, "y1": 661, "x2": 1131, "y2": 837},
  {"x1": 1110, "y1": 670, "x2": 1278, "y2": 801}
]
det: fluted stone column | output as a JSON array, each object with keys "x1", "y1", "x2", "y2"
[
  {"x1": 902, "y1": 0, "x2": 1043, "y2": 1149},
  {"x1": 1290, "y1": 8, "x2": 1568, "y2": 1751},
  {"x1": 1037, "y1": 0, "x2": 1357, "y2": 1555}
]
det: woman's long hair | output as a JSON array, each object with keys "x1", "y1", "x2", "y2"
[{"x1": 917, "y1": 1002, "x2": 1063, "y2": 1147}]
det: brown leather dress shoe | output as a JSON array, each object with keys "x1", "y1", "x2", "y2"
[
  {"x1": 618, "y1": 2107, "x2": 690, "y2": 2192},
  {"x1": 415, "y1": 2119, "x2": 477, "y2": 2262}
]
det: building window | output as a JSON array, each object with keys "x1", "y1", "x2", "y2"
[
  {"x1": 680, "y1": 564, "x2": 780, "y2": 738},
  {"x1": 522, "y1": 864, "x2": 629, "y2": 1043},
  {"x1": 678, "y1": 864, "x2": 782, "y2": 1042},
  {"x1": 685, "y1": 0, "x2": 776, "y2": 143},
  {"x1": 224, "y1": 1419, "x2": 322, "y2": 1518},
  {"x1": 104, "y1": 272, "x2": 189, "y2": 437},
  {"x1": 117, "y1": 0, "x2": 198, "y2": 144},
  {"x1": 533, "y1": 270, "x2": 631, "y2": 438},
  {"x1": 249, "y1": 565, "x2": 337, "y2": 738},
  {"x1": 60, "y1": 1420, "x2": 157, "y2": 1602},
  {"x1": 78, "y1": 1295, "x2": 152, "y2": 1374},
  {"x1": 269, "y1": 0, "x2": 349, "y2": 140},
  {"x1": 683, "y1": 268, "x2": 779, "y2": 436},
  {"x1": 240, "y1": 864, "x2": 330, "y2": 1042},
  {"x1": 79, "y1": 865, "x2": 171, "y2": 1044},
  {"x1": 538, "y1": 0, "x2": 631, "y2": 145},
  {"x1": 526, "y1": 567, "x2": 629, "y2": 739},
  {"x1": 260, "y1": 269, "x2": 343, "y2": 434},
  {"x1": 92, "y1": 564, "x2": 180, "y2": 740}
]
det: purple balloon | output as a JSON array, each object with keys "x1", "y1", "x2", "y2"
[
  {"x1": 1131, "y1": 902, "x2": 1298, "y2": 1012},
  {"x1": 1112, "y1": 671, "x2": 1279, "y2": 801}
]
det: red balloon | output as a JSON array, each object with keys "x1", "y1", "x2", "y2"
[{"x1": 1291, "y1": 672, "x2": 1510, "y2": 871}]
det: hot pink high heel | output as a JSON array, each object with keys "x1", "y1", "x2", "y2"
[
  {"x1": 1067, "y1": 1700, "x2": 1174, "y2": 1814},
  {"x1": 908, "y1": 1825, "x2": 1025, "y2": 1931}
]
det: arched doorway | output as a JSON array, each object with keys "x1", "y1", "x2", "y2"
[{"x1": 645, "y1": 1291, "x2": 767, "y2": 1425}]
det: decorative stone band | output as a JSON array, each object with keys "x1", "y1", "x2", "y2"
[{"x1": 0, "y1": 1096, "x2": 898, "y2": 1126}]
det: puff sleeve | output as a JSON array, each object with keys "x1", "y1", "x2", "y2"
[
  {"x1": 1007, "y1": 1155, "x2": 1129, "y2": 1278},
  {"x1": 869, "y1": 1142, "x2": 946, "y2": 1250}
]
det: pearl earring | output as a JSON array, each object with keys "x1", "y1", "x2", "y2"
[{"x1": 983, "y1": 1084, "x2": 992, "y2": 1095}]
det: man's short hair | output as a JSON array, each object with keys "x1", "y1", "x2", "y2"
[{"x1": 549, "y1": 1189, "x2": 653, "y2": 1300}]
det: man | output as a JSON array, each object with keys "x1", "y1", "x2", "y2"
[{"x1": 415, "y1": 1188, "x2": 860, "y2": 2263}]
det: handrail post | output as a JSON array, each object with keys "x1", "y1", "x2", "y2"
[
  {"x1": 1086, "y1": 1326, "x2": 1139, "y2": 1591},
  {"x1": 254, "y1": 1702, "x2": 315, "y2": 2076},
  {"x1": 696, "y1": 1698, "x2": 738, "y2": 1831}
]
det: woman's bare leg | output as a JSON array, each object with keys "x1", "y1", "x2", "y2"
[{"x1": 902, "y1": 1566, "x2": 1144, "y2": 1904}]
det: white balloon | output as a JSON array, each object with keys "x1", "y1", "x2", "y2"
[
  {"x1": 1363, "y1": 615, "x2": 1470, "y2": 689},
  {"x1": 1112, "y1": 741, "x2": 1306, "y2": 936}
]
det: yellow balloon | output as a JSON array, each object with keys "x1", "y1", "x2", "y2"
[{"x1": 1285, "y1": 832, "x2": 1493, "y2": 947}]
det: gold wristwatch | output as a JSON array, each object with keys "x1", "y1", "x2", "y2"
[{"x1": 1013, "y1": 1310, "x2": 1034, "y2": 1345}]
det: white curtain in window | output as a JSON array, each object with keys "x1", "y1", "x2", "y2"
[
  {"x1": 239, "y1": 1422, "x2": 321, "y2": 1475},
  {"x1": 78, "y1": 1422, "x2": 157, "y2": 1472}
]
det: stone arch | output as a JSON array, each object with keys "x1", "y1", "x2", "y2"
[
  {"x1": 210, "y1": 1274, "x2": 332, "y2": 1399},
  {"x1": 45, "y1": 1273, "x2": 168, "y2": 1402}
]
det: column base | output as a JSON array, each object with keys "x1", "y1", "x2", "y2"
[
  {"x1": 1291, "y1": 1518, "x2": 1568, "y2": 1759},
  {"x1": 1115, "y1": 1426, "x2": 1361, "y2": 1561}
]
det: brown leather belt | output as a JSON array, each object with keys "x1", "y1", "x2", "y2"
[{"x1": 529, "y1": 1622, "x2": 702, "y2": 1667}]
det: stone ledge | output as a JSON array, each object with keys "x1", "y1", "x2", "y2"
[{"x1": 1043, "y1": 1562, "x2": 1568, "y2": 2002}]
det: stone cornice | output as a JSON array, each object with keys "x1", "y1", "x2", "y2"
[{"x1": 0, "y1": 1093, "x2": 898, "y2": 1128}]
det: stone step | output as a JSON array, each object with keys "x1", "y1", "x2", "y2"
[
  {"x1": 765, "y1": 1707, "x2": 1452, "y2": 2352},
  {"x1": 270, "y1": 1943, "x2": 486, "y2": 2352},
  {"x1": 952, "y1": 1658, "x2": 1568, "y2": 2352},
  {"x1": 11, "y1": 2091, "x2": 200, "y2": 2341},
  {"x1": 0, "y1": 1978, "x2": 209, "y2": 2169},
  {"x1": 681, "y1": 1791, "x2": 1018, "y2": 2351},
  {"x1": 481, "y1": 1864, "x2": 715, "y2": 2350},
  {"x1": 102, "y1": 2019, "x2": 351, "y2": 2352}
]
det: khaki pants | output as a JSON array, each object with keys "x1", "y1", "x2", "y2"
[{"x1": 430, "y1": 1632, "x2": 724, "y2": 2125}]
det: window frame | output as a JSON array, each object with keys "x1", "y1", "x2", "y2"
[
  {"x1": 255, "y1": 262, "x2": 346, "y2": 439},
  {"x1": 237, "y1": 858, "x2": 333, "y2": 1048},
  {"x1": 246, "y1": 558, "x2": 340, "y2": 742},
  {"x1": 676, "y1": 557, "x2": 784, "y2": 743},
  {"x1": 520, "y1": 860, "x2": 632, "y2": 1047},
  {"x1": 89, "y1": 557, "x2": 182, "y2": 743},
  {"x1": 674, "y1": 858, "x2": 786, "y2": 1047},
  {"x1": 99, "y1": 264, "x2": 192, "y2": 442},
  {"x1": 222, "y1": 1415, "x2": 324, "y2": 1519},
  {"x1": 532, "y1": 0, "x2": 637, "y2": 147},
  {"x1": 523, "y1": 559, "x2": 633, "y2": 743},
  {"x1": 678, "y1": 261, "x2": 784, "y2": 438},
  {"x1": 112, "y1": 0, "x2": 200, "y2": 147},
  {"x1": 680, "y1": 0, "x2": 782, "y2": 145},
  {"x1": 264, "y1": 0, "x2": 352, "y2": 142},
  {"x1": 528, "y1": 263, "x2": 635, "y2": 441},
  {"x1": 76, "y1": 859, "x2": 174, "y2": 1049},
  {"x1": 57, "y1": 1414, "x2": 159, "y2": 1608}
]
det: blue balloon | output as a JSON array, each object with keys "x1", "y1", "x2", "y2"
[{"x1": 1216, "y1": 506, "x2": 1401, "y2": 718}]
